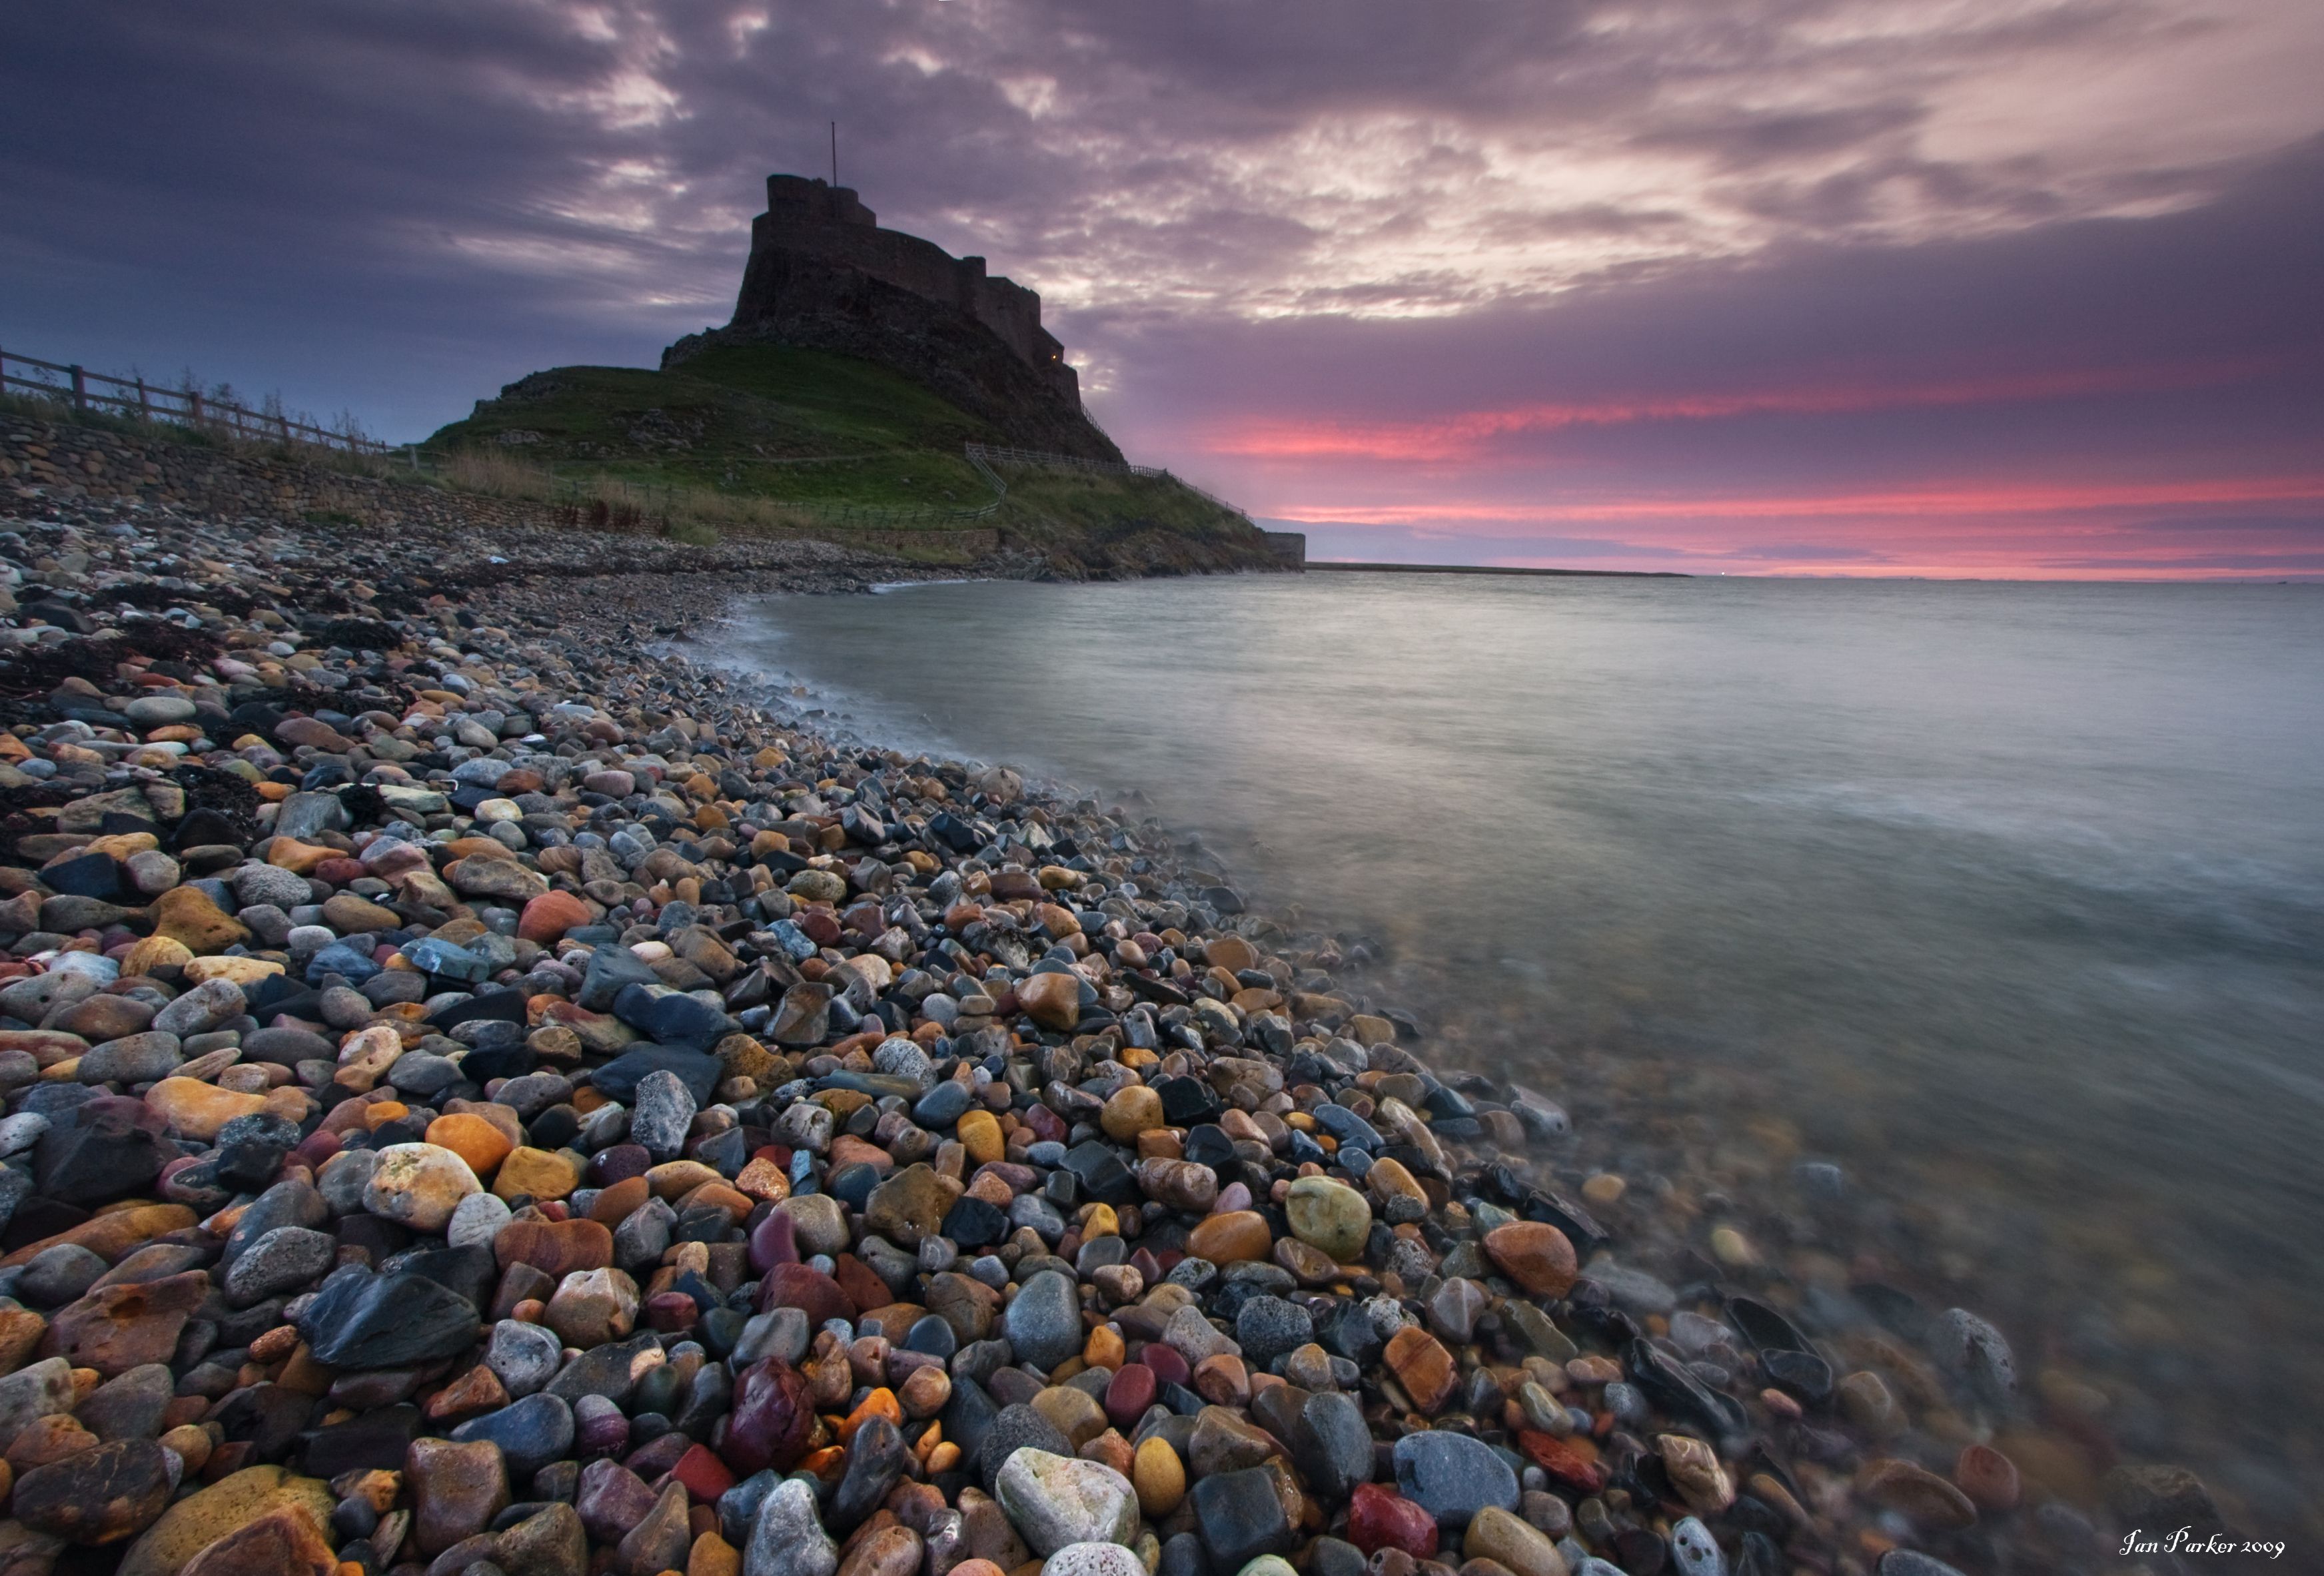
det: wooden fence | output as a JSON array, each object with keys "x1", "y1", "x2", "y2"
[{"x1": 0, "y1": 346, "x2": 392, "y2": 457}]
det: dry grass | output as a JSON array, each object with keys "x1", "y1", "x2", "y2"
[
  {"x1": 431, "y1": 449, "x2": 1018, "y2": 542},
  {"x1": 434, "y1": 450, "x2": 831, "y2": 540}
]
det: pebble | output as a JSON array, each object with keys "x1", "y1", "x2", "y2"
[
  {"x1": 994, "y1": 1449, "x2": 1137, "y2": 1555},
  {"x1": 1003, "y1": 1268, "x2": 1084, "y2": 1372},
  {"x1": 364, "y1": 1141, "x2": 482, "y2": 1230},
  {"x1": 1285, "y1": 1175, "x2": 1371, "y2": 1262},
  {"x1": 1393, "y1": 1431, "x2": 1520, "y2": 1527},
  {"x1": 1463, "y1": 1505, "x2": 1568, "y2": 1576},
  {"x1": 743, "y1": 1476, "x2": 838, "y2": 1576},
  {"x1": 1189, "y1": 1465, "x2": 1298, "y2": 1569},
  {"x1": 1132, "y1": 1435, "x2": 1186, "y2": 1515},
  {"x1": 1043, "y1": 1543, "x2": 1149, "y2": 1576}
]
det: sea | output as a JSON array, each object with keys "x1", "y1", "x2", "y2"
[{"x1": 703, "y1": 571, "x2": 2324, "y2": 1537}]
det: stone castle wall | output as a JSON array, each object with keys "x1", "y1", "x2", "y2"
[
  {"x1": 750, "y1": 177, "x2": 1070, "y2": 398},
  {"x1": 684, "y1": 175, "x2": 1122, "y2": 462}
]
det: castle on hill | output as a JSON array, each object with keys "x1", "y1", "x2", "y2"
[{"x1": 662, "y1": 175, "x2": 1120, "y2": 461}]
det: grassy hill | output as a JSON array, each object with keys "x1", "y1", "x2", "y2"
[{"x1": 423, "y1": 345, "x2": 1282, "y2": 576}]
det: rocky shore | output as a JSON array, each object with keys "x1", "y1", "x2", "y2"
[{"x1": 0, "y1": 485, "x2": 2223, "y2": 1576}]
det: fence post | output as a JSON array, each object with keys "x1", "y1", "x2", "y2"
[
  {"x1": 69, "y1": 366, "x2": 87, "y2": 412},
  {"x1": 136, "y1": 378, "x2": 151, "y2": 422},
  {"x1": 189, "y1": 391, "x2": 205, "y2": 430}
]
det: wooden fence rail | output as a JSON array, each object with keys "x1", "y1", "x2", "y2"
[{"x1": 0, "y1": 346, "x2": 392, "y2": 457}]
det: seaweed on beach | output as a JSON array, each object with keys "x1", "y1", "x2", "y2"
[{"x1": 0, "y1": 621, "x2": 227, "y2": 700}]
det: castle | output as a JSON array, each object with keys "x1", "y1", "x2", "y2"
[{"x1": 662, "y1": 175, "x2": 1121, "y2": 461}]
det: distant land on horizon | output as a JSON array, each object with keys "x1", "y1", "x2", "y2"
[{"x1": 1305, "y1": 560, "x2": 1690, "y2": 579}]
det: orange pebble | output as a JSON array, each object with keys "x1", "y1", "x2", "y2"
[
  {"x1": 1084, "y1": 1326, "x2": 1125, "y2": 1370},
  {"x1": 424, "y1": 1113, "x2": 513, "y2": 1177},
  {"x1": 361, "y1": 1102, "x2": 409, "y2": 1131},
  {"x1": 839, "y1": 1389, "x2": 901, "y2": 1446},
  {"x1": 688, "y1": 1529, "x2": 742, "y2": 1576}
]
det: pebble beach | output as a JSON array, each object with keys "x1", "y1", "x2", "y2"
[{"x1": 0, "y1": 462, "x2": 2241, "y2": 1576}]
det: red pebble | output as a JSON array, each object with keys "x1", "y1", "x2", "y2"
[
  {"x1": 645, "y1": 1292, "x2": 700, "y2": 1333},
  {"x1": 1517, "y1": 1429, "x2": 1608, "y2": 1495},
  {"x1": 721, "y1": 1358, "x2": 816, "y2": 1476},
  {"x1": 748, "y1": 1210, "x2": 800, "y2": 1274},
  {"x1": 1956, "y1": 1442, "x2": 2021, "y2": 1511},
  {"x1": 1347, "y1": 1483, "x2": 1438, "y2": 1558},
  {"x1": 832, "y1": 1252, "x2": 889, "y2": 1312},
  {"x1": 1103, "y1": 1364, "x2": 1156, "y2": 1431},
  {"x1": 756, "y1": 1262, "x2": 856, "y2": 1326},
  {"x1": 670, "y1": 1443, "x2": 736, "y2": 1503},
  {"x1": 589, "y1": 1144, "x2": 653, "y2": 1186},
  {"x1": 1141, "y1": 1344, "x2": 1189, "y2": 1387}
]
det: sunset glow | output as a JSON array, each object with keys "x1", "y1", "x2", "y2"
[{"x1": 1207, "y1": 361, "x2": 2287, "y2": 463}]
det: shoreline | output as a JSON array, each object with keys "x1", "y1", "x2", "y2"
[{"x1": 0, "y1": 480, "x2": 2213, "y2": 1576}]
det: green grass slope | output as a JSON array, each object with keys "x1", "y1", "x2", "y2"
[{"x1": 424, "y1": 345, "x2": 1283, "y2": 576}]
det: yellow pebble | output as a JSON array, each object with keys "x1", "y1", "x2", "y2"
[
  {"x1": 1132, "y1": 1435, "x2": 1185, "y2": 1517},
  {"x1": 956, "y1": 1109, "x2": 1003, "y2": 1166}
]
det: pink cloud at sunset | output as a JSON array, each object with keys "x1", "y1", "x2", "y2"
[{"x1": 1204, "y1": 360, "x2": 2287, "y2": 464}]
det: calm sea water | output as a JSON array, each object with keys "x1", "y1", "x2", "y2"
[{"x1": 710, "y1": 572, "x2": 2324, "y2": 1527}]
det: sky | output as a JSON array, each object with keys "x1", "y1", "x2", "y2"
[{"x1": 3, "y1": 1, "x2": 2321, "y2": 577}]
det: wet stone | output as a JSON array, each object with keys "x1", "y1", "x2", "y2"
[
  {"x1": 12, "y1": 1437, "x2": 179, "y2": 1544},
  {"x1": 453, "y1": 1392, "x2": 577, "y2": 1481},
  {"x1": 1189, "y1": 1466, "x2": 1297, "y2": 1571},
  {"x1": 994, "y1": 1448, "x2": 1137, "y2": 1555},
  {"x1": 298, "y1": 1268, "x2": 482, "y2": 1369},
  {"x1": 1393, "y1": 1432, "x2": 1520, "y2": 1527},
  {"x1": 1235, "y1": 1295, "x2": 1314, "y2": 1370},
  {"x1": 1004, "y1": 1268, "x2": 1083, "y2": 1372}
]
